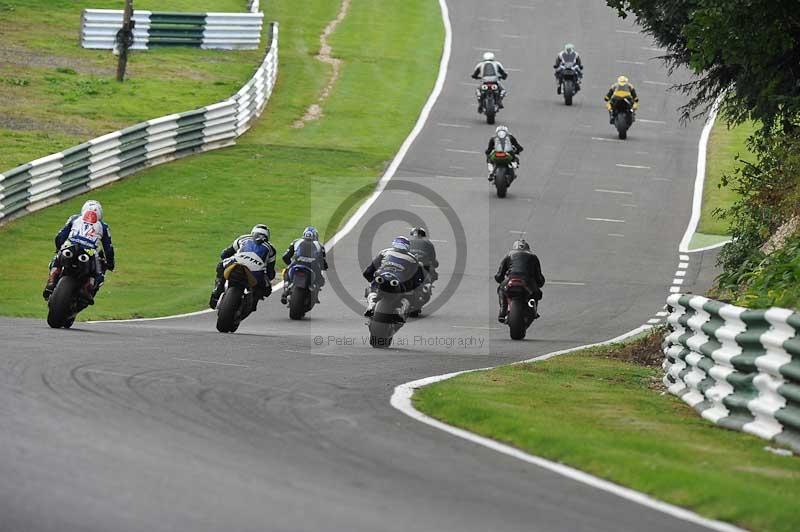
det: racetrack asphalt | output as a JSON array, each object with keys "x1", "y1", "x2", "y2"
[{"x1": 0, "y1": 1, "x2": 727, "y2": 531}]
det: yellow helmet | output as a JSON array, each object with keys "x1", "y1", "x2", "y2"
[{"x1": 617, "y1": 75, "x2": 629, "y2": 85}]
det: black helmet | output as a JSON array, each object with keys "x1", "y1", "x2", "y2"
[
  {"x1": 410, "y1": 227, "x2": 427, "y2": 238},
  {"x1": 512, "y1": 239, "x2": 530, "y2": 251}
]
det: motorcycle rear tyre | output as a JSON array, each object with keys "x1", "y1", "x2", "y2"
[
  {"x1": 216, "y1": 286, "x2": 243, "y2": 333},
  {"x1": 289, "y1": 285, "x2": 307, "y2": 320},
  {"x1": 508, "y1": 299, "x2": 527, "y2": 340}
]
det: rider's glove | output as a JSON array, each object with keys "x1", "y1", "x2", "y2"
[{"x1": 633, "y1": 102, "x2": 639, "y2": 110}]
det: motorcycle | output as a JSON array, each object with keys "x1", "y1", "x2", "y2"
[
  {"x1": 215, "y1": 255, "x2": 262, "y2": 333},
  {"x1": 557, "y1": 62, "x2": 581, "y2": 106},
  {"x1": 488, "y1": 150, "x2": 517, "y2": 198},
  {"x1": 611, "y1": 98, "x2": 635, "y2": 140},
  {"x1": 476, "y1": 80, "x2": 503, "y2": 124},
  {"x1": 502, "y1": 275, "x2": 538, "y2": 340},
  {"x1": 284, "y1": 261, "x2": 320, "y2": 320},
  {"x1": 366, "y1": 273, "x2": 409, "y2": 348},
  {"x1": 46, "y1": 243, "x2": 98, "y2": 329}
]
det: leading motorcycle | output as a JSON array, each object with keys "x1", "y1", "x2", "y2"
[
  {"x1": 557, "y1": 62, "x2": 581, "y2": 106},
  {"x1": 47, "y1": 242, "x2": 99, "y2": 329},
  {"x1": 366, "y1": 273, "x2": 409, "y2": 348},
  {"x1": 476, "y1": 81, "x2": 503, "y2": 124},
  {"x1": 501, "y1": 275, "x2": 538, "y2": 340},
  {"x1": 216, "y1": 256, "x2": 262, "y2": 333}
]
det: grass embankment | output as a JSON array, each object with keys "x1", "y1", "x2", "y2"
[
  {"x1": 415, "y1": 333, "x2": 800, "y2": 532},
  {"x1": 693, "y1": 120, "x2": 757, "y2": 247},
  {"x1": 0, "y1": 0, "x2": 444, "y2": 319},
  {"x1": 0, "y1": 0, "x2": 261, "y2": 171}
]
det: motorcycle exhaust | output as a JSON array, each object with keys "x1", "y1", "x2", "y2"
[
  {"x1": 527, "y1": 299, "x2": 537, "y2": 308},
  {"x1": 375, "y1": 276, "x2": 385, "y2": 284},
  {"x1": 78, "y1": 254, "x2": 90, "y2": 263},
  {"x1": 389, "y1": 279, "x2": 400, "y2": 287},
  {"x1": 62, "y1": 249, "x2": 73, "y2": 259}
]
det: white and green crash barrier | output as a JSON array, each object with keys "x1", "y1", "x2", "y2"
[
  {"x1": 663, "y1": 293, "x2": 800, "y2": 453},
  {"x1": 81, "y1": 9, "x2": 264, "y2": 50},
  {"x1": 0, "y1": 24, "x2": 278, "y2": 224}
]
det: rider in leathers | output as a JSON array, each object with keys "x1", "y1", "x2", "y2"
[
  {"x1": 494, "y1": 239, "x2": 545, "y2": 322},
  {"x1": 362, "y1": 236, "x2": 425, "y2": 317},
  {"x1": 553, "y1": 43, "x2": 584, "y2": 94},
  {"x1": 43, "y1": 199, "x2": 115, "y2": 303},
  {"x1": 409, "y1": 227, "x2": 439, "y2": 282},
  {"x1": 485, "y1": 125, "x2": 524, "y2": 181},
  {"x1": 280, "y1": 226, "x2": 328, "y2": 304},
  {"x1": 605, "y1": 75, "x2": 639, "y2": 124},
  {"x1": 471, "y1": 51, "x2": 508, "y2": 110},
  {"x1": 209, "y1": 224, "x2": 276, "y2": 310}
]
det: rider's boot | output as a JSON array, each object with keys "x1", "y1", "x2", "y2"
[
  {"x1": 557, "y1": 82, "x2": 561, "y2": 95},
  {"x1": 364, "y1": 292, "x2": 378, "y2": 317},
  {"x1": 42, "y1": 267, "x2": 61, "y2": 300},
  {"x1": 209, "y1": 278, "x2": 224, "y2": 309},
  {"x1": 609, "y1": 110, "x2": 615, "y2": 125}
]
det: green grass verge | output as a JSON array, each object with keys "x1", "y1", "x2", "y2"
[
  {"x1": 414, "y1": 334, "x2": 800, "y2": 532},
  {"x1": 0, "y1": 1, "x2": 262, "y2": 170},
  {"x1": 0, "y1": 0, "x2": 444, "y2": 319},
  {"x1": 698, "y1": 120, "x2": 757, "y2": 236}
]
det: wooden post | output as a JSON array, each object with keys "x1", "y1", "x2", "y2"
[{"x1": 115, "y1": 0, "x2": 134, "y2": 82}]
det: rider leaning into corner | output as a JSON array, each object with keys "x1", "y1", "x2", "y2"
[
  {"x1": 604, "y1": 75, "x2": 639, "y2": 124},
  {"x1": 494, "y1": 239, "x2": 545, "y2": 323},
  {"x1": 408, "y1": 227, "x2": 439, "y2": 282},
  {"x1": 362, "y1": 236, "x2": 425, "y2": 317},
  {"x1": 43, "y1": 199, "x2": 115, "y2": 304},
  {"x1": 209, "y1": 224, "x2": 276, "y2": 310},
  {"x1": 553, "y1": 43, "x2": 584, "y2": 94},
  {"x1": 280, "y1": 226, "x2": 328, "y2": 304},
  {"x1": 472, "y1": 51, "x2": 509, "y2": 110},
  {"x1": 485, "y1": 125, "x2": 524, "y2": 181}
]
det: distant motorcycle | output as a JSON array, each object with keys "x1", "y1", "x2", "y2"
[
  {"x1": 611, "y1": 98, "x2": 635, "y2": 139},
  {"x1": 284, "y1": 261, "x2": 320, "y2": 320},
  {"x1": 216, "y1": 256, "x2": 262, "y2": 333},
  {"x1": 476, "y1": 81, "x2": 503, "y2": 124},
  {"x1": 366, "y1": 273, "x2": 409, "y2": 348},
  {"x1": 46, "y1": 243, "x2": 98, "y2": 329},
  {"x1": 557, "y1": 62, "x2": 581, "y2": 106},
  {"x1": 501, "y1": 275, "x2": 538, "y2": 340},
  {"x1": 488, "y1": 150, "x2": 517, "y2": 198}
]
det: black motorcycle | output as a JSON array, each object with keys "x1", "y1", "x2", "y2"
[
  {"x1": 489, "y1": 150, "x2": 517, "y2": 198},
  {"x1": 557, "y1": 62, "x2": 581, "y2": 106},
  {"x1": 47, "y1": 243, "x2": 98, "y2": 329},
  {"x1": 216, "y1": 258, "x2": 261, "y2": 333},
  {"x1": 501, "y1": 275, "x2": 538, "y2": 340},
  {"x1": 366, "y1": 273, "x2": 409, "y2": 348},
  {"x1": 285, "y1": 262, "x2": 320, "y2": 320},
  {"x1": 611, "y1": 98, "x2": 635, "y2": 139},
  {"x1": 476, "y1": 80, "x2": 503, "y2": 124}
]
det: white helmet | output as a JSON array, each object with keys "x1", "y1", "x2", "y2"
[
  {"x1": 565, "y1": 43, "x2": 575, "y2": 53},
  {"x1": 81, "y1": 200, "x2": 103, "y2": 221},
  {"x1": 495, "y1": 125, "x2": 509, "y2": 138},
  {"x1": 251, "y1": 224, "x2": 271, "y2": 244},
  {"x1": 483, "y1": 51, "x2": 495, "y2": 61}
]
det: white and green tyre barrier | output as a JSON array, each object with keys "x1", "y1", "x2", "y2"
[
  {"x1": 0, "y1": 23, "x2": 278, "y2": 224},
  {"x1": 81, "y1": 9, "x2": 264, "y2": 50},
  {"x1": 663, "y1": 294, "x2": 800, "y2": 453}
]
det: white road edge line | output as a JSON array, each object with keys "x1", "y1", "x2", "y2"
[
  {"x1": 616, "y1": 163, "x2": 651, "y2": 169},
  {"x1": 390, "y1": 326, "x2": 744, "y2": 532},
  {"x1": 678, "y1": 96, "x2": 722, "y2": 253},
  {"x1": 89, "y1": 0, "x2": 454, "y2": 325},
  {"x1": 586, "y1": 217, "x2": 625, "y2": 223}
]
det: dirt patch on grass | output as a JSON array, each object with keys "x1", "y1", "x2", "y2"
[
  {"x1": 292, "y1": 0, "x2": 351, "y2": 128},
  {"x1": 604, "y1": 328, "x2": 666, "y2": 367},
  {"x1": 0, "y1": 44, "x2": 107, "y2": 76}
]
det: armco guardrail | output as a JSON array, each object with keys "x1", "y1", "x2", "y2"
[
  {"x1": 663, "y1": 293, "x2": 800, "y2": 453},
  {"x1": 81, "y1": 9, "x2": 263, "y2": 50},
  {"x1": 0, "y1": 23, "x2": 278, "y2": 224}
]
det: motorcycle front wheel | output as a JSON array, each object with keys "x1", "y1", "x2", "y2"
[
  {"x1": 47, "y1": 276, "x2": 79, "y2": 329},
  {"x1": 563, "y1": 79, "x2": 575, "y2": 106},
  {"x1": 615, "y1": 113, "x2": 629, "y2": 139}
]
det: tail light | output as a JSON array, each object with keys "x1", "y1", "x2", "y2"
[{"x1": 495, "y1": 151, "x2": 508, "y2": 158}]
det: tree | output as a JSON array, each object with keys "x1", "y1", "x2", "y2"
[{"x1": 606, "y1": 0, "x2": 800, "y2": 129}]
